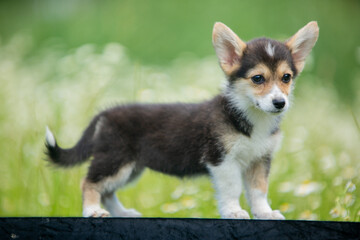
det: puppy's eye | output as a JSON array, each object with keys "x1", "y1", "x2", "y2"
[
  {"x1": 282, "y1": 74, "x2": 291, "y2": 83},
  {"x1": 251, "y1": 75, "x2": 265, "y2": 84}
]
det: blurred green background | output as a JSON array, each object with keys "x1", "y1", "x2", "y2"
[{"x1": 0, "y1": 0, "x2": 359, "y2": 220}]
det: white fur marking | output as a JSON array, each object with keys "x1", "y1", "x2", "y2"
[
  {"x1": 256, "y1": 85, "x2": 289, "y2": 113},
  {"x1": 93, "y1": 117, "x2": 105, "y2": 140},
  {"x1": 45, "y1": 126, "x2": 56, "y2": 147},
  {"x1": 207, "y1": 159, "x2": 250, "y2": 219},
  {"x1": 224, "y1": 83, "x2": 284, "y2": 159},
  {"x1": 247, "y1": 189, "x2": 272, "y2": 216},
  {"x1": 99, "y1": 163, "x2": 142, "y2": 217},
  {"x1": 265, "y1": 42, "x2": 275, "y2": 57},
  {"x1": 248, "y1": 189, "x2": 285, "y2": 220},
  {"x1": 101, "y1": 162, "x2": 136, "y2": 194},
  {"x1": 83, "y1": 204, "x2": 109, "y2": 217}
]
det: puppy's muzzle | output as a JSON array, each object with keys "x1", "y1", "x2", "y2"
[{"x1": 272, "y1": 98, "x2": 286, "y2": 110}]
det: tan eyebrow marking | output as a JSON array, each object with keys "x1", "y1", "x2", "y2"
[
  {"x1": 276, "y1": 61, "x2": 293, "y2": 96},
  {"x1": 246, "y1": 63, "x2": 271, "y2": 79},
  {"x1": 276, "y1": 61, "x2": 294, "y2": 76}
]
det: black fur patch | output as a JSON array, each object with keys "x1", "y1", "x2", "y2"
[
  {"x1": 45, "y1": 116, "x2": 99, "y2": 167},
  {"x1": 85, "y1": 97, "x2": 227, "y2": 182},
  {"x1": 232, "y1": 38, "x2": 297, "y2": 81},
  {"x1": 222, "y1": 97, "x2": 253, "y2": 137},
  {"x1": 270, "y1": 125, "x2": 280, "y2": 135}
]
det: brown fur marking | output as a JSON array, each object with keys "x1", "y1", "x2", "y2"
[
  {"x1": 245, "y1": 161, "x2": 270, "y2": 193},
  {"x1": 244, "y1": 61, "x2": 293, "y2": 97},
  {"x1": 275, "y1": 61, "x2": 293, "y2": 96},
  {"x1": 82, "y1": 180, "x2": 102, "y2": 207}
]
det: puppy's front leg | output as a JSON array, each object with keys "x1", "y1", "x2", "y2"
[
  {"x1": 243, "y1": 157, "x2": 285, "y2": 220},
  {"x1": 209, "y1": 159, "x2": 250, "y2": 219}
]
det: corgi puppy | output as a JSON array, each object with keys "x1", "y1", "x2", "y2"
[{"x1": 45, "y1": 21, "x2": 319, "y2": 219}]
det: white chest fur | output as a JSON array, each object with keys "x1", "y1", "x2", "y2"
[{"x1": 222, "y1": 113, "x2": 283, "y2": 168}]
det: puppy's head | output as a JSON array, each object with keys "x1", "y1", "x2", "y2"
[{"x1": 213, "y1": 22, "x2": 319, "y2": 114}]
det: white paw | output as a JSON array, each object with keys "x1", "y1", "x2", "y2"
[
  {"x1": 221, "y1": 209, "x2": 250, "y2": 219},
  {"x1": 120, "y1": 208, "x2": 142, "y2": 218},
  {"x1": 253, "y1": 210, "x2": 285, "y2": 220},
  {"x1": 83, "y1": 206, "x2": 110, "y2": 218}
]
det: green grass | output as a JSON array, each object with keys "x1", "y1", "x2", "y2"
[{"x1": 0, "y1": 36, "x2": 359, "y2": 220}]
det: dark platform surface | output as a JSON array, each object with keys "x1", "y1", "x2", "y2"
[{"x1": 0, "y1": 218, "x2": 359, "y2": 240}]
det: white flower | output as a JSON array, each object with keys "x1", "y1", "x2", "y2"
[
  {"x1": 294, "y1": 180, "x2": 322, "y2": 197},
  {"x1": 345, "y1": 181, "x2": 356, "y2": 193}
]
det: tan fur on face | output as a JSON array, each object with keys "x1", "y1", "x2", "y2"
[
  {"x1": 246, "y1": 63, "x2": 273, "y2": 96},
  {"x1": 275, "y1": 61, "x2": 293, "y2": 96},
  {"x1": 244, "y1": 61, "x2": 294, "y2": 97}
]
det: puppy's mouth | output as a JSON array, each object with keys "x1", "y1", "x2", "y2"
[
  {"x1": 254, "y1": 101, "x2": 285, "y2": 114},
  {"x1": 268, "y1": 109, "x2": 284, "y2": 114}
]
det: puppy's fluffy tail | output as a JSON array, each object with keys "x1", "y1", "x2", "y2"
[{"x1": 45, "y1": 120, "x2": 97, "y2": 167}]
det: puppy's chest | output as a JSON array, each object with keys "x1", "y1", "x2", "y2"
[{"x1": 222, "y1": 129, "x2": 281, "y2": 165}]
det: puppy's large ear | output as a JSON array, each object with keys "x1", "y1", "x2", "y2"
[
  {"x1": 286, "y1": 21, "x2": 319, "y2": 73},
  {"x1": 212, "y1": 22, "x2": 246, "y2": 76}
]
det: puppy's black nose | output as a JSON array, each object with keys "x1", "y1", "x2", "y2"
[{"x1": 272, "y1": 98, "x2": 286, "y2": 109}]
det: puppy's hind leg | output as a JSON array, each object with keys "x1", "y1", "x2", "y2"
[
  {"x1": 101, "y1": 164, "x2": 144, "y2": 217},
  {"x1": 81, "y1": 180, "x2": 110, "y2": 217},
  {"x1": 99, "y1": 163, "x2": 144, "y2": 217},
  {"x1": 102, "y1": 192, "x2": 142, "y2": 217}
]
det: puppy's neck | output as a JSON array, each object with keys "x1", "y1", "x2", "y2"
[{"x1": 222, "y1": 90, "x2": 282, "y2": 137}]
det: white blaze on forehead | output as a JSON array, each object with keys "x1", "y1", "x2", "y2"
[
  {"x1": 270, "y1": 85, "x2": 284, "y2": 98},
  {"x1": 265, "y1": 42, "x2": 275, "y2": 57}
]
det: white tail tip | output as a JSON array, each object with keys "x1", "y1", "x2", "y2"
[{"x1": 45, "y1": 126, "x2": 56, "y2": 147}]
